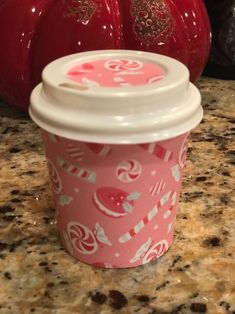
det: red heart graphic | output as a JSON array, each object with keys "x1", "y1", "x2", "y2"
[
  {"x1": 82, "y1": 63, "x2": 94, "y2": 70},
  {"x1": 68, "y1": 63, "x2": 94, "y2": 76}
]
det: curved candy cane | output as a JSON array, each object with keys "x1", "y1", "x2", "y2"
[
  {"x1": 119, "y1": 206, "x2": 158, "y2": 243},
  {"x1": 140, "y1": 143, "x2": 172, "y2": 162},
  {"x1": 158, "y1": 190, "x2": 177, "y2": 219},
  {"x1": 86, "y1": 143, "x2": 112, "y2": 157},
  {"x1": 119, "y1": 190, "x2": 177, "y2": 243},
  {"x1": 57, "y1": 157, "x2": 96, "y2": 184}
]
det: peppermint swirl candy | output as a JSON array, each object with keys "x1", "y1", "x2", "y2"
[
  {"x1": 142, "y1": 240, "x2": 168, "y2": 264},
  {"x1": 105, "y1": 59, "x2": 143, "y2": 72},
  {"x1": 179, "y1": 134, "x2": 190, "y2": 168},
  {"x1": 67, "y1": 222, "x2": 98, "y2": 255},
  {"x1": 47, "y1": 159, "x2": 62, "y2": 194},
  {"x1": 116, "y1": 160, "x2": 142, "y2": 183}
]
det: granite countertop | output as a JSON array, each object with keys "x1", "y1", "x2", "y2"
[{"x1": 0, "y1": 77, "x2": 234, "y2": 314}]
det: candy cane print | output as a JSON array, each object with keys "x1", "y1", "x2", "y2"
[
  {"x1": 66, "y1": 144, "x2": 84, "y2": 162},
  {"x1": 57, "y1": 157, "x2": 96, "y2": 184},
  {"x1": 119, "y1": 206, "x2": 158, "y2": 244},
  {"x1": 139, "y1": 143, "x2": 172, "y2": 162},
  {"x1": 86, "y1": 143, "x2": 112, "y2": 157},
  {"x1": 179, "y1": 133, "x2": 190, "y2": 168},
  {"x1": 119, "y1": 190, "x2": 177, "y2": 243},
  {"x1": 167, "y1": 219, "x2": 175, "y2": 234},
  {"x1": 158, "y1": 190, "x2": 177, "y2": 219},
  {"x1": 171, "y1": 164, "x2": 181, "y2": 183}
]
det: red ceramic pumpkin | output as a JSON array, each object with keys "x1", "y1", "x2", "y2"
[{"x1": 0, "y1": 0, "x2": 211, "y2": 111}]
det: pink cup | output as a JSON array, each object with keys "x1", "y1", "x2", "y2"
[
  {"x1": 30, "y1": 50, "x2": 202, "y2": 268},
  {"x1": 42, "y1": 131, "x2": 189, "y2": 268}
]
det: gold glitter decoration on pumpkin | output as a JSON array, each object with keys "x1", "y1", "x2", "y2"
[
  {"x1": 131, "y1": 0, "x2": 174, "y2": 44},
  {"x1": 63, "y1": 0, "x2": 97, "y2": 24}
]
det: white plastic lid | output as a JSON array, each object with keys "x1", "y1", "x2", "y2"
[{"x1": 29, "y1": 50, "x2": 202, "y2": 144}]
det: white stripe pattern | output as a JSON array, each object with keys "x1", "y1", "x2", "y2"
[
  {"x1": 164, "y1": 150, "x2": 172, "y2": 162},
  {"x1": 99, "y1": 146, "x2": 111, "y2": 157},
  {"x1": 134, "y1": 221, "x2": 145, "y2": 233},
  {"x1": 150, "y1": 180, "x2": 166, "y2": 196},
  {"x1": 148, "y1": 143, "x2": 156, "y2": 154},
  {"x1": 148, "y1": 206, "x2": 158, "y2": 220}
]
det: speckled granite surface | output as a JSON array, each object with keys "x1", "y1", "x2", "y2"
[{"x1": 0, "y1": 78, "x2": 234, "y2": 314}]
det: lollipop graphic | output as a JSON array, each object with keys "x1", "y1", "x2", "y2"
[
  {"x1": 116, "y1": 160, "x2": 142, "y2": 183},
  {"x1": 142, "y1": 240, "x2": 168, "y2": 265},
  {"x1": 139, "y1": 143, "x2": 172, "y2": 162},
  {"x1": 105, "y1": 59, "x2": 143, "y2": 72},
  {"x1": 129, "y1": 238, "x2": 152, "y2": 264},
  {"x1": 67, "y1": 222, "x2": 98, "y2": 255}
]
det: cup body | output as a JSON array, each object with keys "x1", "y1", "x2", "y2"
[
  {"x1": 42, "y1": 130, "x2": 189, "y2": 268},
  {"x1": 30, "y1": 50, "x2": 202, "y2": 268}
]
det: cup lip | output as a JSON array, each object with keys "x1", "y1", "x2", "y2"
[
  {"x1": 29, "y1": 50, "x2": 203, "y2": 144},
  {"x1": 29, "y1": 84, "x2": 202, "y2": 144}
]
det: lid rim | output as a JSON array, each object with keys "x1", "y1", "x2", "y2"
[
  {"x1": 29, "y1": 106, "x2": 203, "y2": 144},
  {"x1": 30, "y1": 87, "x2": 203, "y2": 144},
  {"x1": 30, "y1": 50, "x2": 202, "y2": 144}
]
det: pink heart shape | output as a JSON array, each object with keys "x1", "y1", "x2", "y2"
[
  {"x1": 82, "y1": 63, "x2": 94, "y2": 71},
  {"x1": 68, "y1": 63, "x2": 95, "y2": 76}
]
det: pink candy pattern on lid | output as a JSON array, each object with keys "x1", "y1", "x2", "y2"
[{"x1": 67, "y1": 58, "x2": 165, "y2": 87}]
